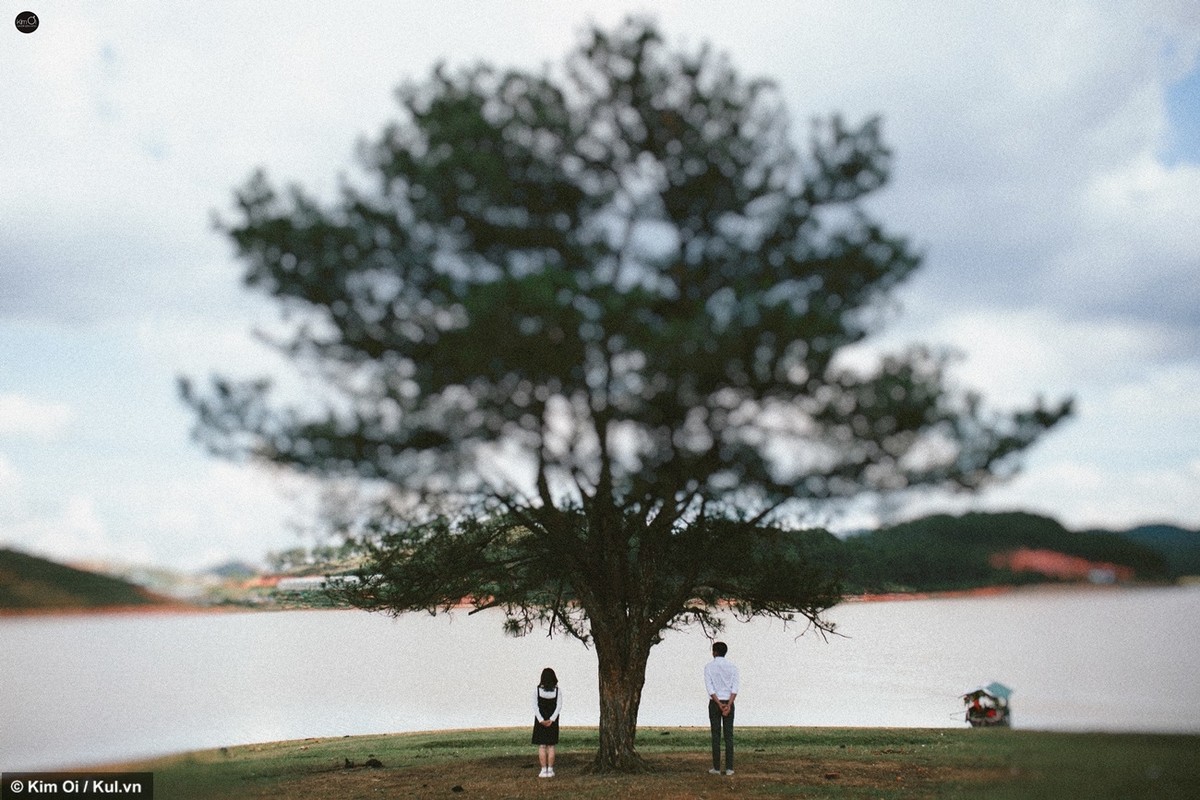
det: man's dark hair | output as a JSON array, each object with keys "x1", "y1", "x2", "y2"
[{"x1": 712, "y1": 641, "x2": 728, "y2": 657}]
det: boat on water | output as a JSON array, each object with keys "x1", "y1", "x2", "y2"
[{"x1": 963, "y1": 682, "x2": 1012, "y2": 727}]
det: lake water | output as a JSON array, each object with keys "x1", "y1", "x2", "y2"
[{"x1": 2, "y1": 585, "x2": 1197, "y2": 770}]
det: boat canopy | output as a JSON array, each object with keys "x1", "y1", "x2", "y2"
[{"x1": 983, "y1": 682, "x2": 1013, "y2": 700}]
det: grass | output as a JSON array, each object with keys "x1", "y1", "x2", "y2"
[{"x1": 107, "y1": 727, "x2": 1200, "y2": 799}]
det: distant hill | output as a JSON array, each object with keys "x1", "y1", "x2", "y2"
[
  {"x1": 1086, "y1": 524, "x2": 1200, "y2": 579},
  {"x1": 0, "y1": 548, "x2": 176, "y2": 611},
  {"x1": 206, "y1": 560, "x2": 261, "y2": 580},
  {"x1": 829, "y1": 512, "x2": 1170, "y2": 593}
]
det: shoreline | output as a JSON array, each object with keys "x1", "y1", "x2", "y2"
[
  {"x1": 839, "y1": 581, "x2": 1165, "y2": 604},
  {"x1": 0, "y1": 601, "x2": 246, "y2": 619},
  {"x1": 0, "y1": 580, "x2": 1180, "y2": 619}
]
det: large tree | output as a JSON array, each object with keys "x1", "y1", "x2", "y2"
[{"x1": 182, "y1": 19, "x2": 1070, "y2": 771}]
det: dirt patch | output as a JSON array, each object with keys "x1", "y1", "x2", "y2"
[{"x1": 257, "y1": 750, "x2": 1009, "y2": 800}]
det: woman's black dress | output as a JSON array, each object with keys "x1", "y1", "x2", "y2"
[{"x1": 531, "y1": 686, "x2": 560, "y2": 745}]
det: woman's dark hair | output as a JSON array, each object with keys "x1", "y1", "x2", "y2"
[{"x1": 539, "y1": 667, "x2": 558, "y2": 689}]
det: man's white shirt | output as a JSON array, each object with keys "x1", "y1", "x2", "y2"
[{"x1": 704, "y1": 656, "x2": 740, "y2": 700}]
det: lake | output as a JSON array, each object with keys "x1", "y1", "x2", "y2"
[{"x1": 2, "y1": 585, "x2": 1197, "y2": 770}]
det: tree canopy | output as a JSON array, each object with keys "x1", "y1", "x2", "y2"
[{"x1": 182, "y1": 18, "x2": 1070, "y2": 770}]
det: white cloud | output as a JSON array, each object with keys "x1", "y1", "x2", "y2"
[
  {"x1": 844, "y1": 305, "x2": 1183, "y2": 408},
  {"x1": 0, "y1": 457, "x2": 316, "y2": 570},
  {"x1": 4, "y1": 2, "x2": 1196, "y2": 328},
  {"x1": 0, "y1": 394, "x2": 75, "y2": 438},
  {"x1": 936, "y1": 310, "x2": 1177, "y2": 402},
  {"x1": 3, "y1": 2, "x2": 1200, "y2": 566},
  {"x1": 0, "y1": 453, "x2": 20, "y2": 502},
  {"x1": 839, "y1": 306, "x2": 1200, "y2": 530},
  {"x1": 116, "y1": 462, "x2": 322, "y2": 571},
  {"x1": 0, "y1": 447, "x2": 121, "y2": 563},
  {"x1": 135, "y1": 313, "x2": 286, "y2": 378},
  {"x1": 979, "y1": 458, "x2": 1200, "y2": 531},
  {"x1": 1041, "y1": 155, "x2": 1200, "y2": 324},
  {"x1": 890, "y1": 453, "x2": 1200, "y2": 532},
  {"x1": 0, "y1": 494, "x2": 127, "y2": 565}
]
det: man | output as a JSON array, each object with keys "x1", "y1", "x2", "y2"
[{"x1": 703, "y1": 641, "x2": 740, "y2": 776}]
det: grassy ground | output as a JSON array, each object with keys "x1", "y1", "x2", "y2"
[{"x1": 108, "y1": 727, "x2": 1200, "y2": 800}]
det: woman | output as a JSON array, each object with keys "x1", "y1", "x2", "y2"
[{"x1": 532, "y1": 667, "x2": 561, "y2": 778}]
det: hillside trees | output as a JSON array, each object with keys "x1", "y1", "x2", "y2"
[{"x1": 181, "y1": 19, "x2": 1070, "y2": 770}]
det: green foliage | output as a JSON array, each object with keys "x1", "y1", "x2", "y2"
[
  {"x1": 266, "y1": 541, "x2": 360, "y2": 574},
  {"x1": 333, "y1": 509, "x2": 842, "y2": 643}
]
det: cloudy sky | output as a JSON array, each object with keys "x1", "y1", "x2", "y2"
[{"x1": 2, "y1": 2, "x2": 1198, "y2": 571}]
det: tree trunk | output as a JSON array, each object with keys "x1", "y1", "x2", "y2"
[{"x1": 591, "y1": 627, "x2": 653, "y2": 772}]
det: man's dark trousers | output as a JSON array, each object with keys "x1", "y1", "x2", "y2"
[{"x1": 709, "y1": 699, "x2": 734, "y2": 771}]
